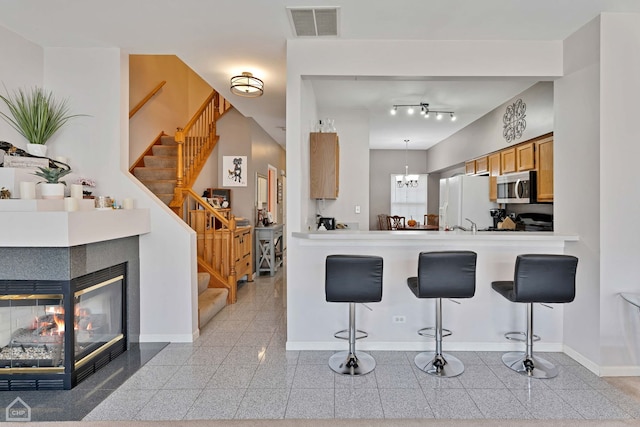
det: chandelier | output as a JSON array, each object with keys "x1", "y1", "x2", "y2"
[
  {"x1": 230, "y1": 72, "x2": 264, "y2": 97},
  {"x1": 391, "y1": 102, "x2": 456, "y2": 121},
  {"x1": 396, "y1": 139, "x2": 419, "y2": 188}
]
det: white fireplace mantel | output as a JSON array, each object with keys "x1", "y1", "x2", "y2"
[{"x1": 0, "y1": 208, "x2": 151, "y2": 247}]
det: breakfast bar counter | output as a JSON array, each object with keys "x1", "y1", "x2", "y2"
[{"x1": 287, "y1": 230, "x2": 578, "y2": 352}]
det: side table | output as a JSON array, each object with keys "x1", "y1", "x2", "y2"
[{"x1": 255, "y1": 224, "x2": 284, "y2": 276}]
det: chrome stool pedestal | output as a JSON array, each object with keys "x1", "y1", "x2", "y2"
[{"x1": 328, "y1": 302, "x2": 376, "y2": 376}]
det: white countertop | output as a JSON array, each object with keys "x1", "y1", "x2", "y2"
[
  {"x1": 0, "y1": 208, "x2": 151, "y2": 247},
  {"x1": 292, "y1": 230, "x2": 579, "y2": 242}
]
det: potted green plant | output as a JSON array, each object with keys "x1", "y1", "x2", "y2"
[
  {"x1": 32, "y1": 166, "x2": 72, "y2": 199},
  {"x1": 0, "y1": 86, "x2": 85, "y2": 156}
]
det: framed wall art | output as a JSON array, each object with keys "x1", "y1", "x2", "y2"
[{"x1": 222, "y1": 156, "x2": 248, "y2": 187}]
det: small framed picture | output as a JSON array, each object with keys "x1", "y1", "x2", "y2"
[{"x1": 211, "y1": 188, "x2": 231, "y2": 209}]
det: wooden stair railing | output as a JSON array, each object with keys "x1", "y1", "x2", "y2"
[
  {"x1": 175, "y1": 188, "x2": 250, "y2": 304},
  {"x1": 129, "y1": 80, "x2": 167, "y2": 119}
]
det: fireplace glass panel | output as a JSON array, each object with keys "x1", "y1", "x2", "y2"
[
  {"x1": 0, "y1": 295, "x2": 65, "y2": 368},
  {"x1": 74, "y1": 276, "x2": 123, "y2": 363}
]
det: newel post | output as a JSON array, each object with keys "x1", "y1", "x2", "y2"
[{"x1": 175, "y1": 127, "x2": 185, "y2": 188}]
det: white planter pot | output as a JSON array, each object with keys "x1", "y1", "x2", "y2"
[
  {"x1": 40, "y1": 183, "x2": 65, "y2": 199},
  {"x1": 27, "y1": 144, "x2": 48, "y2": 157}
]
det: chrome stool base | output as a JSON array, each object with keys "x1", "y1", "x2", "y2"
[
  {"x1": 329, "y1": 350, "x2": 376, "y2": 376},
  {"x1": 502, "y1": 352, "x2": 558, "y2": 379},
  {"x1": 414, "y1": 351, "x2": 464, "y2": 377}
]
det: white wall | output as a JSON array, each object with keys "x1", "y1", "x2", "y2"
[
  {"x1": 0, "y1": 26, "x2": 44, "y2": 149},
  {"x1": 598, "y1": 13, "x2": 640, "y2": 373},
  {"x1": 555, "y1": 17, "x2": 602, "y2": 369}
]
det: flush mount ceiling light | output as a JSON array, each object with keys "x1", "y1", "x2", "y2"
[
  {"x1": 391, "y1": 102, "x2": 456, "y2": 121},
  {"x1": 230, "y1": 72, "x2": 264, "y2": 98}
]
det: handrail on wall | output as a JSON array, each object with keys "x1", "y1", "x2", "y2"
[{"x1": 129, "y1": 80, "x2": 167, "y2": 119}]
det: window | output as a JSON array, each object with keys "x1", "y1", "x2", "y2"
[{"x1": 390, "y1": 174, "x2": 428, "y2": 222}]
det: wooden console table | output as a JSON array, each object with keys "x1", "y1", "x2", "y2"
[{"x1": 255, "y1": 224, "x2": 284, "y2": 276}]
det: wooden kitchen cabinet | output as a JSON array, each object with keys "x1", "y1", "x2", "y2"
[
  {"x1": 488, "y1": 152, "x2": 501, "y2": 201},
  {"x1": 465, "y1": 160, "x2": 476, "y2": 175},
  {"x1": 475, "y1": 156, "x2": 488, "y2": 174},
  {"x1": 310, "y1": 132, "x2": 339, "y2": 199},
  {"x1": 516, "y1": 142, "x2": 535, "y2": 171},
  {"x1": 465, "y1": 156, "x2": 488, "y2": 175},
  {"x1": 536, "y1": 135, "x2": 554, "y2": 202},
  {"x1": 233, "y1": 227, "x2": 253, "y2": 280},
  {"x1": 501, "y1": 147, "x2": 516, "y2": 174}
]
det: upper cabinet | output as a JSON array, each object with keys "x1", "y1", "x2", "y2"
[
  {"x1": 516, "y1": 142, "x2": 535, "y2": 171},
  {"x1": 465, "y1": 156, "x2": 488, "y2": 175},
  {"x1": 501, "y1": 147, "x2": 516, "y2": 174},
  {"x1": 535, "y1": 135, "x2": 554, "y2": 202},
  {"x1": 310, "y1": 132, "x2": 340, "y2": 199}
]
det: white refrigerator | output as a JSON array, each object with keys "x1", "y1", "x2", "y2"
[{"x1": 439, "y1": 175, "x2": 497, "y2": 230}]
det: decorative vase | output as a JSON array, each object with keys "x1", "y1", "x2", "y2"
[
  {"x1": 39, "y1": 183, "x2": 65, "y2": 199},
  {"x1": 27, "y1": 144, "x2": 48, "y2": 157}
]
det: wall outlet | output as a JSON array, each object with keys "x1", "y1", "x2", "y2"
[
  {"x1": 392, "y1": 315, "x2": 406, "y2": 323},
  {"x1": 355, "y1": 205, "x2": 361, "y2": 214}
]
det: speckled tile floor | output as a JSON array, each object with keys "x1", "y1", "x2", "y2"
[
  {"x1": 2, "y1": 268, "x2": 638, "y2": 423},
  {"x1": 79, "y1": 269, "x2": 640, "y2": 422}
]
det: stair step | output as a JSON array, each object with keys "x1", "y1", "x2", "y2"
[
  {"x1": 144, "y1": 156, "x2": 177, "y2": 168},
  {"x1": 141, "y1": 180, "x2": 176, "y2": 194},
  {"x1": 199, "y1": 287, "x2": 228, "y2": 328},
  {"x1": 134, "y1": 167, "x2": 176, "y2": 180},
  {"x1": 198, "y1": 272, "x2": 211, "y2": 294},
  {"x1": 160, "y1": 135, "x2": 177, "y2": 146},
  {"x1": 152, "y1": 145, "x2": 177, "y2": 156}
]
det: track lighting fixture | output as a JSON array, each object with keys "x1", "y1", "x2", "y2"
[{"x1": 390, "y1": 102, "x2": 456, "y2": 121}]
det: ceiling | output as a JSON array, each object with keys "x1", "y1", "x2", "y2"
[{"x1": 1, "y1": 1, "x2": 639, "y2": 150}]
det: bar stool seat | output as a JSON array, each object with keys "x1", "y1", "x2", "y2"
[
  {"x1": 492, "y1": 254, "x2": 578, "y2": 379},
  {"x1": 407, "y1": 251, "x2": 477, "y2": 377},
  {"x1": 325, "y1": 254, "x2": 383, "y2": 376}
]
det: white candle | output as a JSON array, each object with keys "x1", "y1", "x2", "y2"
[
  {"x1": 70, "y1": 184, "x2": 83, "y2": 199},
  {"x1": 122, "y1": 198, "x2": 134, "y2": 210},
  {"x1": 19, "y1": 181, "x2": 36, "y2": 199},
  {"x1": 64, "y1": 197, "x2": 78, "y2": 212}
]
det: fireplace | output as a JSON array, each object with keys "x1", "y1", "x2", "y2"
[{"x1": 0, "y1": 264, "x2": 127, "y2": 390}]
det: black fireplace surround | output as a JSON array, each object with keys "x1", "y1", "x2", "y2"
[{"x1": 0, "y1": 237, "x2": 140, "y2": 390}]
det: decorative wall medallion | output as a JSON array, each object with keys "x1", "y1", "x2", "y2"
[{"x1": 503, "y1": 98, "x2": 527, "y2": 143}]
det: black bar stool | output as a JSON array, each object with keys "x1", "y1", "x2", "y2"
[
  {"x1": 492, "y1": 254, "x2": 578, "y2": 379},
  {"x1": 325, "y1": 254, "x2": 383, "y2": 376},
  {"x1": 407, "y1": 251, "x2": 477, "y2": 377}
]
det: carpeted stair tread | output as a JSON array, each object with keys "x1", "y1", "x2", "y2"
[
  {"x1": 160, "y1": 135, "x2": 177, "y2": 146},
  {"x1": 152, "y1": 145, "x2": 177, "y2": 156},
  {"x1": 156, "y1": 194, "x2": 173, "y2": 204},
  {"x1": 144, "y1": 155, "x2": 177, "y2": 168},
  {"x1": 198, "y1": 271, "x2": 227, "y2": 327},
  {"x1": 133, "y1": 167, "x2": 176, "y2": 180}
]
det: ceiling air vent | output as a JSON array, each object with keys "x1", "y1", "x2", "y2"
[{"x1": 287, "y1": 7, "x2": 339, "y2": 37}]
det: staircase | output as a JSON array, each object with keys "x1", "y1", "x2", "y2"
[
  {"x1": 132, "y1": 134, "x2": 177, "y2": 204},
  {"x1": 129, "y1": 88, "x2": 240, "y2": 327}
]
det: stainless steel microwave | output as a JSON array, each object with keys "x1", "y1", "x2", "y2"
[{"x1": 496, "y1": 171, "x2": 536, "y2": 204}]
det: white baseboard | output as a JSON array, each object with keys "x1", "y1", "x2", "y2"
[{"x1": 563, "y1": 344, "x2": 640, "y2": 377}]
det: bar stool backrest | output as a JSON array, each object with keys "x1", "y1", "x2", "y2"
[
  {"x1": 513, "y1": 254, "x2": 578, "y2": 303},
  {"x1": 325, "y1": 255, "x2": 383, "y2": 303},
  {"x1": 417, "y1": 251, "x2": 477, "y2": 299}
]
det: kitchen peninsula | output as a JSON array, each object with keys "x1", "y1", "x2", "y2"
[{"x1": 287, "y1": 230, "x2": 578, "y2": 353}]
